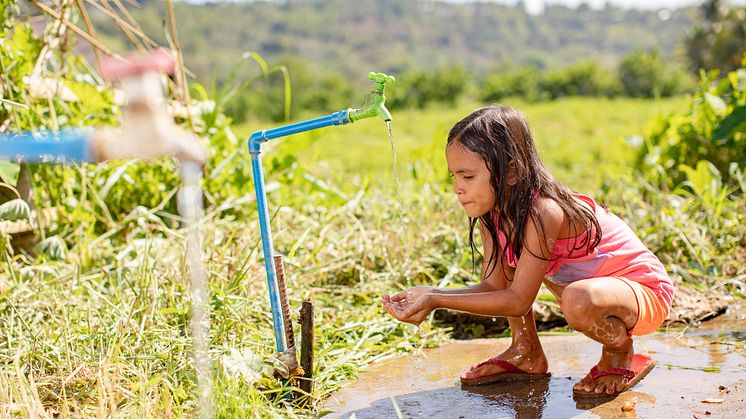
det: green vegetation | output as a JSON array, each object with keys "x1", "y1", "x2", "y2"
[
  {"x1": 1, "y1": 0, "x2": 744, "y2": 416},
  {"x1": 686, "y1": 0, "x2": 746, "y2": 74},
  {"x1": 86, "y1": 0, "x2": 695, "y2": 82},
  {"x1": 78, "y1": 0, "x2": 703, "y2": 122}
]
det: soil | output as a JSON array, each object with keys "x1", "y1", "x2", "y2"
[{"x1": 434, "y1": 279, "x2": 736, "y2": 339}]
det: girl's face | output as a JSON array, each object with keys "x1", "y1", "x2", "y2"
[{"x1": 446, "y1": 143, "x2": 495, "y2": 218}]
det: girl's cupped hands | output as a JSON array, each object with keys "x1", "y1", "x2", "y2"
[{"x1": 381, "y1": 286, "x2": 435, "y2": 325}]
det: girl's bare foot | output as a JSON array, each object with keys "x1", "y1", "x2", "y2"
[
  {"x1": 461, "y1": 340, "x2": 548, "y2": 380},
  {"x1": 574, "y1": 339, "x2": 634, "y2": 395}
]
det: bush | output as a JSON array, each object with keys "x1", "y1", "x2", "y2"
[
  {"x1": 635, "y1": 55, "x2": 746, "y2": 190},
  {"x1": 479, "y1": 66, "x2": 543, "y2": 102},
  {"x1": 618, "y1": 49, "x2": 695, "y2": 98},
  {"x1": 387, "y1": 66, "x2": 468, "y2": 109},
  {"x1": 539, "y1": 60, "x2": 620, "y2": 99}
]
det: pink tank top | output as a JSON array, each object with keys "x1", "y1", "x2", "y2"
[{"x1": 496, "y1": 194, "x2": 674, "y2": 309}]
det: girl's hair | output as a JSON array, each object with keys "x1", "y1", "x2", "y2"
[{"x1": 446, "y1": 105, "x2": 602, "y2": 277}]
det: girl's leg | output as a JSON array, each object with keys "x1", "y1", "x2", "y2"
[
  {"x1": 463, "y1": 262, "x2": 549, "y2": 379},
  {"x1": 560, "y1": 277, "x2": 639, "y2": 395},
  {"x1": 461, "y1": 310, "x2": 548, "y2": 379}
]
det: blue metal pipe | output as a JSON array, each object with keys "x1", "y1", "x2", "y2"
[
  {"x1": 249, "y1": 110, "x2": 348, "y2": 153},
  {"x1": 250, "y1": 150, "x2": 288, "y2": 352},
  {"x1": 0, "y1": 129, "x2": 93, "y2": 163},
  {"x1": 248, "y1": 110, "x2": 350, "y2": 353}
]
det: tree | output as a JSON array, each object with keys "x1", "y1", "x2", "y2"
[{"x1": 685, "y1": 0, "x2": 746, "y2": 74}]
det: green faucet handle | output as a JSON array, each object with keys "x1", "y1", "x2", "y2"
[
  {"x1": 368, "y1": 72, "x2": 396, "y2": 86},
  {"x1": 348, "y1": 72, "x2": 395, "y2": 123}
]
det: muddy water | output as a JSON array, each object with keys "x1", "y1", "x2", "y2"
[{"x1": 327, "y1": 305, "x2": 746, "y2": 418}]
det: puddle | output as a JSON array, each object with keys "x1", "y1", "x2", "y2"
[{"x1": 326, "y1": 305, "x2": 746, "y2": 418}]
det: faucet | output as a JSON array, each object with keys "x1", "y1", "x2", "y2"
[
  {"x1": 91, "y1": 48, "x2": 206, "y2": 164},
  {"x1": 0, "y1": 48, "x2": 205, "y2": 165},
  {"x1": 347, "y1": 72, "x2": 395, "y2": 123}
]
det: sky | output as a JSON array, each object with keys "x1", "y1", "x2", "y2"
[
  {"x1": 450, "y1": 1, "x2": 746, "y2": 14},
  {"x1": 507, "y1": 0, "x2": 700, "y2": 14}
]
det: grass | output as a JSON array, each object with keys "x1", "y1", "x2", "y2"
[
  {"x1": 2, "y1": 96, "x2": 744, "y2": 416},
  {"x1": 235, "y1": 96, "x2": 687, "y2": 193}
]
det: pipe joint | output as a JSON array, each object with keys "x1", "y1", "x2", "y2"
[{"x1": 248, "y1": 130, "x2": 266, "y2": 153}]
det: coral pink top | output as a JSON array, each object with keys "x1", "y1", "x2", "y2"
[{"x1": 496, "y1": 194, "x2": 674, "y2": 309}]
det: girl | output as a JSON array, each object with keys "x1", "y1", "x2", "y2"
[{"x1": 382, "y1": 105, "x2": 674, "y2": 397}]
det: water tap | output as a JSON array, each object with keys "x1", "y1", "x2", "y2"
[
  {"x1": 347, "y1": 72, "x2": 395, "y2": 123},
  {"x1": 90, "y1": 49, "x2": 206, "y2": 164}
]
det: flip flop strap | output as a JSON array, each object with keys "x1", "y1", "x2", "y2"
[
  {"x1": 589, "y1": 365, "x2": 635, "y2": 381},
  {"x1": 474, "y1": 358, "x2": 527, "y2": 374}
]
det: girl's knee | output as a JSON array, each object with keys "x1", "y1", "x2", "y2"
[{"x1": 560, "y1": 283, "x2": 598, "y2": 329}]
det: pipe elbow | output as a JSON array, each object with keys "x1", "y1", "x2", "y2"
[{"x1": 248, "y1": 130, "x2": 265, "y2": 153}]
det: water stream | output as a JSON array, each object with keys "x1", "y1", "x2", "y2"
[
  {"x1": 385, "y1": 121, "x2": 425, "y2": 374},
  {"x1": 386, "y1": 121, "x2": 412, "y2": 288},
  {"x1": 177, "y1": 161, "x2": 212, "y2": 419}
]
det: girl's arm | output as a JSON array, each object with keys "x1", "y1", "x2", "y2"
[
  {"x1": 382, "y1": 221, "x2": 507, "y2": 314},
  {"x1": 431, "y1": 199, "x2": 563, "y2": 316},
  {"x1": 389, "y1": 198, "x2": 564, "y2": 323}
]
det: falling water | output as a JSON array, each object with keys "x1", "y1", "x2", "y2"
[
  {"x1": 178, "y1": 161, "x2": 212, "y2": 419},
  {"x1": 386, "y1": 121, "x2": 412, "y2": 287},
  {"x1": 386, "y1": 121, "x2": 425, "y2": 380}
]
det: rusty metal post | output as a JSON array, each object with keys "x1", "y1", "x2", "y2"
[
  {"x1": 299, "y1": 299, "x2": 314, "y2": 397},
  {"x1": 273, "y1": 254, "x2": 295, "y2": 348}
]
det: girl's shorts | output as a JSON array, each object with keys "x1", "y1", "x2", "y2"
[
  {"x1": 555, "y1": 277, "x2": 669, "y2": 336},
  {"x1": 617, "y1": 277, "x2": 669, "y2": 336}
]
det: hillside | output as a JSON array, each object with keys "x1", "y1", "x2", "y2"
[{"x1": 85, "y1": 0, "x2": 698, "y2": 84}]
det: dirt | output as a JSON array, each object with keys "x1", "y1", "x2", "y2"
[{"x1": 434, "y1": 282, "x2": 736, "y2": 339}]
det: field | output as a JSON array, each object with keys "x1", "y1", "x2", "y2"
[
  {"x1": 5, "y1": 95, "x2": 742, "y2": 417},
  {"x1": 240, "y1": 97, "x2": 687, "y2": 192}
]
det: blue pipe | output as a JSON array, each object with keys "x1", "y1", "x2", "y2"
[
  {"x1": 249, "y1": 110, "x2": 348, "y2": 152},
  {"x1": 250, "y1": 150, "x2": 288, "y2": 352},
  {"x1": 0, "y1": 129, "x2": 93, "y2": 163},
  {"x1": 248, "y1": 109, "x2": 350, "y2": 353}
]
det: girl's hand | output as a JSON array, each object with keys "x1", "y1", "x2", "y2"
[{"x1": 382, "y1": 286, "x2": 435, "y2": 325}]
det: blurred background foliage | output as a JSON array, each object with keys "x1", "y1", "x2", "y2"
[{"x1": 59, "y1": 0, "x2": 742, "y2": 122}]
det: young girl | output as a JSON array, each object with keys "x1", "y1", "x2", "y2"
[{"x1": 382, "y1": 105, "x2": 674, "y2": 397}]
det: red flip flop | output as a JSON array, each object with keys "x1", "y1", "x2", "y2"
[
  {"x1": 460, "y1": 358, "x2": 551, "y2": 386},
  {"x1": 573, "y1": 353, "x2": 656, "y2": 398}
]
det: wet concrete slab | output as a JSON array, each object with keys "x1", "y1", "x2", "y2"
[{"x1": 326, "y1": 306, "x2": 746, "y2": 418}]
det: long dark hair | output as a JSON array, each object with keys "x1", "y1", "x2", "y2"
[{"x1": 446, "y1": 105, "x2": 602, "y2": 277}]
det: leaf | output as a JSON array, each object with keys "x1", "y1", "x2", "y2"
[
  {"x1": 62, "y1": 79, "x2": 110, "y2": 111},
  {"x1": 0, "y1": 161, "x2": 20, "y2": 184},
  {"x1": 33, "y1": 236, "x2": 67, "y2": 260},
  {"x1": 712, "y1": 105, "x2": 746, "y2": 143},
  {"x1": 100, "y1": 161, "x2": 135, "y2": 199},
  {"x1": 679, "y1": 161, "x2": 721, "y2": 199},
  {"x1": 0, "y1": 199, "x2": 30, "y2": 221},
  {"x1": 220, "y1": 348, "x2": 266, "y2": 385},
  {"x1": 704, "y1": 93, "x2": 727, "y2": 114}
]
